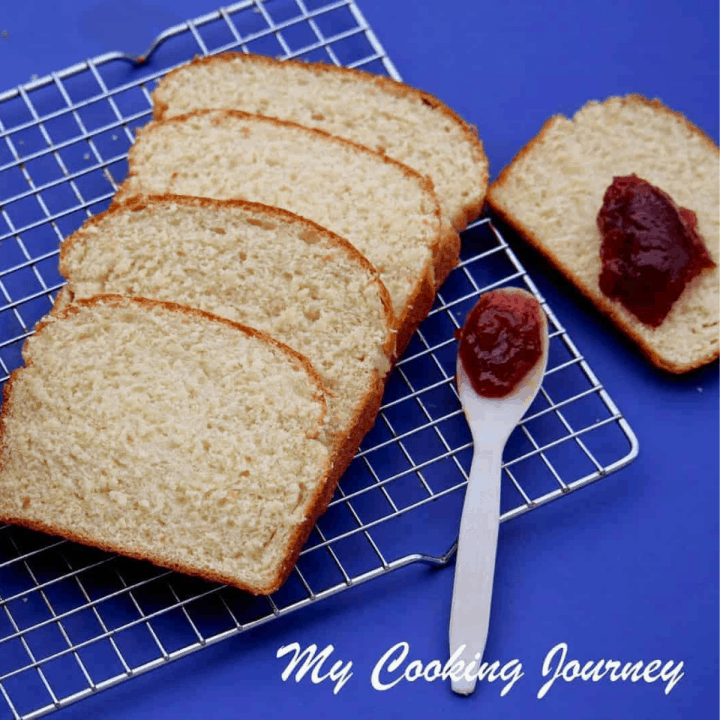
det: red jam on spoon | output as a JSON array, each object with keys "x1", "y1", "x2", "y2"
[{"x1": 456, "y1": 290, "x2": 544, "y2": 399}]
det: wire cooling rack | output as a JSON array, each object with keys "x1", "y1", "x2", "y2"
[{"x1": 0, "y1": 1, "x2": 639, "y2": 717}]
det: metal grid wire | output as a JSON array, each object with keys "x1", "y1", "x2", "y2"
[{"x1": 0, "y1": 1, "x2": 639, "y2": 717}]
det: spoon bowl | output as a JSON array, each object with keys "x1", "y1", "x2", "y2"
[{"x1": 449, "y1": 287, "x2": 549, "y2": 695}]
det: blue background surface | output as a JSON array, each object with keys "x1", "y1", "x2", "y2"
[{"x1": 0, "y1": 1, "x2": 718, "y2": 719}]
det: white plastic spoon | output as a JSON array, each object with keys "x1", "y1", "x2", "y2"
[{"x1": 449, "y1": 287, "x2": 549, "y2": 695}]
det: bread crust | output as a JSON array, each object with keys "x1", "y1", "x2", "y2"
[
  {"x1": 488, "y1": 94, "x2": 719, "y2": 374},
  {"x1": 152, "y1": 51, "x2": 488, "y2": 231},
  {"x1": 116, "y1": 108, "x2": 458, "y2": 359},
  {"x1": 0, "y1": 295, "x2": 345, "y2": 595},
  {"x1": 434, "y1": 221, "x2": 464, "y2": 292}
]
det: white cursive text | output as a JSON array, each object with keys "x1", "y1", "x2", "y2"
[
  {"x1": 538, "y1": 642, "x2": 684, "y2": 699},
  {"x1": 277, "y1": 642, "x2": 353, "y2": 695},
  {"x1": 370, "y1": 641, "x2": 524, "y2": 695}
]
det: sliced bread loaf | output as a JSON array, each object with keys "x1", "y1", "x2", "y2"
[
  {"x1": 57, "y1": 196, "x2": 395, "y2": 473},
  {"x1": 487, "y1": 95, "x2": 719, "y2": 373},
  {"x1": 115, "y1": 109, "x2": 460, "y2": 353},
  {"x1": 151, "y1": 52, "x2": 489, "y2": 231},
  {"x1": 0, "y1": 295, "x2": 338, "y2": 595}
]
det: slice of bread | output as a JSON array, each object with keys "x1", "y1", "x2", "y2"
[
  {"x1": 487, "y1": 95, "x2": 719, "y2": 374},
  {"x1": 152, "y1": 52, "x2": 489, "y2": 231},
  {"x1": 57, "y1": 196, "x2": 395, "y2": 475},
  {"x1": 0, "y1": 295, "x2": 338, "y2": 595},
  {"x1": 115, "y1": 109, "x2": 460, "y2": 353}
]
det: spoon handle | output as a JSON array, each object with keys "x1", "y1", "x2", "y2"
[{"x1": 449, "y1": 446, "x2": 503, "y2": 695}]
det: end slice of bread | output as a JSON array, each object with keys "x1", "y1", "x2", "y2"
[
  {"x1": 487, "y1": 94, "x2": 719, "y2": 373},
  {"x1": 58, "y1": 196, "x2": 395, "y2": 475},
  {"x1": 0, "y1": 296, "x2": 337, "y2": 595},
  {"x1": 115, "y1": 109, "x2": 460, "y2": 354},
  {"x1": 151, "y1": 52, "x2": 489, "y2": 231}
]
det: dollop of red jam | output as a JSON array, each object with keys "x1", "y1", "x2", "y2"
[
  {"x1": 597, "y1": 175, "x2": 716, "y2": 327},
  {"x1": 456, "y1": 290, "x2": 543, "y2": 398}
]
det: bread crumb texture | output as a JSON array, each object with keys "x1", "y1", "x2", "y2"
[
  {"x1": 152, "y1": 53, "x2": 488, "y2": 229},
  {"x1": 117, "y1": 110, "x2": 440, "y2": 321},
  {"x1": 488, "y1": 95, "x2": 719, "y2": 373},
  {"x1": 0, "y1": 297, "x2": 331, "y2": 593},
  {"x1": 60, "y1": 197, "x2": 393, "y2": 439}
]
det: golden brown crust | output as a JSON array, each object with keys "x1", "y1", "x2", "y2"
[
  {"x1": 392, "y1": 270, "x2": 438, "y2": 358},
  {"x1": 487, "y1": 94, "x2": 719, "y2": 374},
  {"x1": 489, "y1": 113, "x2": 562, "y2": 195},
  {"x1": 152, "y1": 51, "x2": 488, "y2": 230},
  {"x1": 622, "y1": 94, "x2": 720, "y2": 151},
  {"x1": 48, "y1": 285, "x2": 72, "y2": 317},
  {"x1": 390, "y1": 222, "x2": 461, "y2": 356},
  {"x1": 0, "y1": 512, "x2": 283, "y2": 595},
  {"x1": 433, "y1": 222, "x2": 463, "y2": 292}
]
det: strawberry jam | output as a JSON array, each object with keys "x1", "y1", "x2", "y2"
[
  {"x1": 456, "y1": 290, "x2": 543, "y2": 398},
  {"x1": 597, "y1": 175, "x2": 715, "y2": 327}
]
